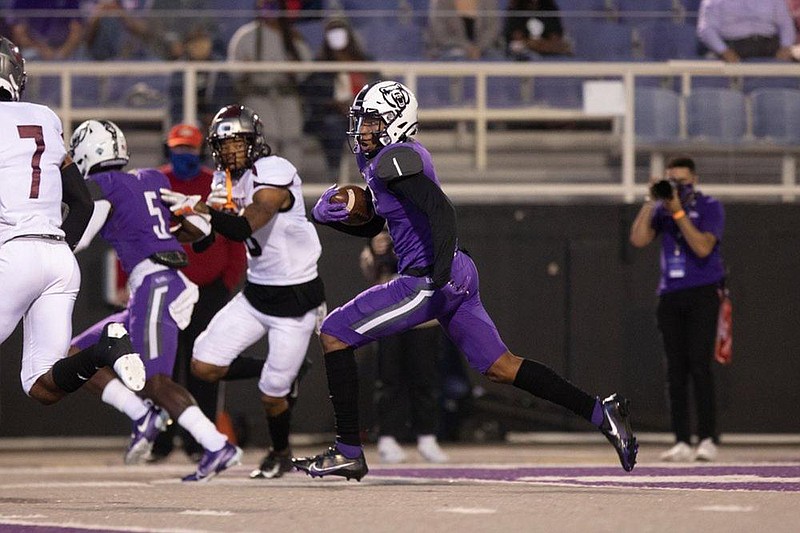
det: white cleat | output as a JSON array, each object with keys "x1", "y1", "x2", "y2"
[
  {"x1": 113, "y1": 353, "x2": 146, "y2": 392},
  {"x1": 695, "y1": 438, "x2": 718, "y2": 462},
  {"x1": 378, "y1": 436, "x2": 407, "y2": 464},
  {"x1": 659, "y1": 441, "x2": 694, "y2": 462}
]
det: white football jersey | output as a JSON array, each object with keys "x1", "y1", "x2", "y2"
[
  {"x1": 229, "y1": 155, "x2": 321, "y2": 286},
  {"x1": 0, "y1": 102, "x2": 67, "y2": 245}
]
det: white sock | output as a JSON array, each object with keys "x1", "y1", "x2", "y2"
[
  {"x1": 101, "y1": 379, "x2": 149, "y2": 421},
  {"x1": 177, "y1": 405, "x2": 227, "y2": 452}
]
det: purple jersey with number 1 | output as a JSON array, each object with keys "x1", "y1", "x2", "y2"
[
  {"x1": 70, "y1": 168, "x2": 191, "y2": 379},
  {"x1": 321, "y1": 141, "x2": 507, "y2": 374}
]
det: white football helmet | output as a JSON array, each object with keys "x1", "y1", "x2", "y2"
[
  {"x1": 69, "y1": 119, "x2": 130, "y2": 176},
  {"x1": 347, "y1": 80, "x2": 418, "y2": 156}
]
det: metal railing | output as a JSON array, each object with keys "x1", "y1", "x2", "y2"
[{"x1": 26, "y1": 59, "x2": 800, "y2": 203}]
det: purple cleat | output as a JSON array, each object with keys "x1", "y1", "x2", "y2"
[
  {"x1": 599, "y1": 393, "x2": 638, "y2": 472},
  {"x1": 182, "y1": 442, "x2": 243, "y2": 482},
  {"x1": 124, "y1": 400, "x2": 171, "y2": 465}
]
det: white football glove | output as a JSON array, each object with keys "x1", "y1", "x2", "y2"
[
  {"x1": 159, "y1": 188, "x2": 201, "y2": 216},
  {"x1": 206, "y1": 183, "x2": 229, "y2": 210},
  {"x1": 159, "y1": 188, "x2": 211, "y2": 238}
]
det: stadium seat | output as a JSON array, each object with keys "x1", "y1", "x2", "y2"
[
  {"x1": 686, "y1": 88, "x2": 747, "y2": 142},
  {"x1": 486, "y1": 77, "x2": 527, "y2": 108},
  {"x1": 355, "y1": 18, "x2": 425, "y2": 60},
  {"x1": 531, "y1": 77, "x2": 584, "y2": 108},
  {"x1": 296, "y1": 20, "x2": 326, "y2": 55},
  {"x1": 742, "y1": 76, "x2": 800, "y2": 93},
  {"x1": 572, "y1": 21, "x2": 635, "y2": 60},
  {"x1": 635, "y1": 86, "x2": 680, "y2": 142},
  {"x1": 751, "y1": 88, "x2": 800, "y2": 144},
  {"x1": 616, "y1": 0, "x2": 676, "y2": 23},
  {"x1": 640, "y1": 21, "x2": 702, "y2": 60}
]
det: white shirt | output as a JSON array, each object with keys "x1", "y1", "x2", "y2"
[
  {"x1": 229, "y1": 155, "x2": 321, "y2": 286},
  {"x1": 0, "y1": 102, "x2": 67, "y2": 246}
]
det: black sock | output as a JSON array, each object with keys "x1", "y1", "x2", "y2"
[
  {"x1": 267, "y1": 408, "x2": 291, "y2": 453},
  {"x1": 324, "y1": 348, "x2": 361, "y2": 446},
  {"x1": 224, "y1": 356, "x2": 263, "y2": 380},
  {"x1": 512, "y1": 358, "x2": 597, "y2": 423},
  {"x1": 51, "y1": 345, "x2": 100, "y2": 393}
]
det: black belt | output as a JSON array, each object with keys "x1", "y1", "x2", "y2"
[{"x1": 7, "y1": 233, "x2": 65, "y2": 243}]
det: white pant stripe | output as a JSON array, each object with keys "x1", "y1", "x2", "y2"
[{"x1": 354, "y1": 289, "x2": 435, "y2": 335}]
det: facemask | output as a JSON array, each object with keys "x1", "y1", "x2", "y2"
[
  {"x1": 326, "y1": 27, "x2": 349, "y2": 51},
  {"x1": 170, "y1": 152, "x2": 201, "y2": 180},
  {"x1": 677, "y1": 182, "x2": 695, "y2": 203}
]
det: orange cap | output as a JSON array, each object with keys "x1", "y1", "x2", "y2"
[{"x1": 166, "y1": 124, "x2": 203, "y2": 148}]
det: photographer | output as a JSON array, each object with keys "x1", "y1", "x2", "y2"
[{"x1": 629, "y1": 156, "x2": 725, "y2": 462}]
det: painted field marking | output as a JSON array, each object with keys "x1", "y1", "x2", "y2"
[{"x1": 437, "y1": 507, "x2": 497, "y2": 515}]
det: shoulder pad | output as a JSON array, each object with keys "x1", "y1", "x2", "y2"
[{"x1": 376, "y1": 146, "x2": 424, "y2": 181}]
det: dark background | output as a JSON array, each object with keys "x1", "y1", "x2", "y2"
[{"x1": 2, "y1": 202, "x2": 798, "y2": 444}]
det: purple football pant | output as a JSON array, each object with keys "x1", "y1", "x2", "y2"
[
  {"x1": 70, "y1": 270, "x2": 185, "y2": 379},
  {"x1": 321, "y1": 251, "x2": 507, "y2": 374}
]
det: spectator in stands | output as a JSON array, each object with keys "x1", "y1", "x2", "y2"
[
  {"x1": 83, "y1": 0, "x2": 153, "y2": 60},
  {"x1": 150, "y1": 0, "x2": 217, "y2": 60},
  {"x1": 227, "y1": 0, "x2": 312, "y2": 164},
  {"x1": 629, "y1": 156, "x2": 725, "y2": 462},
  {"x1": 168, "y1": 25, "x2": 233, "y2": 130},
  {"x1": 788, "y1": 0, "x2": 800, "y2": 44},
  {"x1": 426, "y1": 0, "x2": 503, "y2": 60},
  {"x1": 360, "y1": 230, "x2": 449, "y2": 464},
  {"x1": 300, "y1": 18, "x2": 375, "y2": 173},
  {"x1": 9, "y1": 0, "x2": 84, "y2": 60},
  {"x1": 505, "y1": 0, "x2": 572, "y2": 59},
  {"x1": 697, "y1": 0, "x2": 795, "y2": 62}
]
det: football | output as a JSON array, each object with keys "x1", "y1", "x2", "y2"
[{"x1": 330, "y1": 184, "x2": 374, "y2": 226}]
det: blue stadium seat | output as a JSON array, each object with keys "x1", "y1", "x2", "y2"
[
  {"x1": 635, "y1": 86, "x2": 680, "y2": 142},
  {"x1": 751, "y1": 88, "x2": 800, "y2": 143},
  {"x1": 531, "y1": 77, "x2": 584, "y2": 108},
  {"x1": 416, "y1": 77, "x2": 459, "y2": 107},
  {"x1": 572, "y1": 21, "x2": 635, "y2": 60},
  {"x1": 640, "y1": 21, "x2": 702, "y2": 60},
  {"x1": 486, "y1": 77, "x2": 526, "y2": 108},
  {"x1": 296, "y1": 20, "x2": 326, "y2": 55},
  {"x1": 686, "y1": 88, "x2": 747, "y2": 142},
  {"x1": 743, "y1": 77, "x2": 800, "y2": 93},
  {"x1": 355, "y1": 18, "x2": 425, "y2": 60},
  {"x1": 616, "y1": 0, "x2": 676, "y2": 23}
]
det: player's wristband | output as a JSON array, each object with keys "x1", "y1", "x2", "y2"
[{"x1": 672, "y1": 209, "x2": 686, "y2": 221}]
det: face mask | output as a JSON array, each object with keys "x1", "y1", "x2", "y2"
[
  {"x1": 170, "y1": 152, "x2": 201, "y2": 180},
  {"x1": 326, "y1": 27, "x2": 349, "y2": 51},
  {"x1": 677, "y1": 182, "x2": 695, "y2": 203}
]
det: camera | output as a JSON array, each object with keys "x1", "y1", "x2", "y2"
[{"x1": 650, "y1": 179, "x2": 676, "y2": 200}]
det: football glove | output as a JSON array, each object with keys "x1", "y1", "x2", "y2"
[{"x1": 312, "y1": 185, "x2": 349, "y2": 223}]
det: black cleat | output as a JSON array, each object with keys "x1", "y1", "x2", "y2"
[
  {"x1": 292, "y1": 445, "x2": 369, "y2": 481},
  {"x1": 250, "y1": 449, "x2": 294, "y2": 479},
  {"x1": 599, "y1": 393, "x2": 638, "y2": 472}
]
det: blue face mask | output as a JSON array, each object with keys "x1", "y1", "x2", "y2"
[{"x1": 170, "y1": 152, "x2": 201, "y2": 180}]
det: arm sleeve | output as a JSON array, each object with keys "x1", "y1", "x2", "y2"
[
  {"x1": 72, "y1": 199, "x2": 111, "y2": 253},
  {"x1": 60, "y1": 162, "x2": 95, "y2": 250},
  {"x1": 208, "y1": 208, "x2": 253, "y2": 242},
  {"x1": 389, "y1": 174, "x2": 457, "y2": 288}
]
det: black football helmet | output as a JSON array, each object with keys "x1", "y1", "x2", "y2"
[
  {"x1": 0, "y1": 36, "x2": 26, "y2": 102},
  {"x1": 207, "y1": 105, "x2": 271, "y2": 179}
]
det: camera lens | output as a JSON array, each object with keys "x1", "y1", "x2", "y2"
[{"x1": 650, "y1": 180, "x2": 674, "y2": 200}]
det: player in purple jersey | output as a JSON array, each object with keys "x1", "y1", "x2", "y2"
[
  {"x1": 67, "y1": 119, "x2": 242, "y2": 482},
  {"x1": 293, "y1": 81, "x2": 638, "y2": 480}
]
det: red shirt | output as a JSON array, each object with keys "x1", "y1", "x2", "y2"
[{"x1": 160, "y1": 164, "x2": 247, "y2": 292}]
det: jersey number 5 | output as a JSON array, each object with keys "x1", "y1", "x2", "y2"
[{"x1": 17, "y1": 125, "x2": 44, "y2": 199}]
